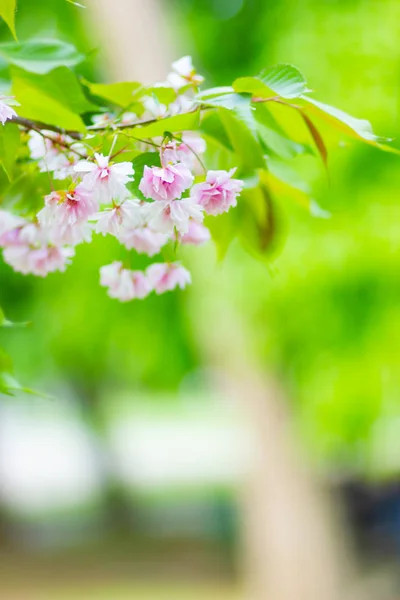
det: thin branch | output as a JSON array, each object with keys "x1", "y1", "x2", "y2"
[
  {"x1": 10, "y1": 116, "x2": 82, "y2": 140},
  {"x1": 110, "y1": 144, "x2": 130, "y2": 160},
  {"x1": 8, "y1": 105, "x2": 207, "y2": 141},
  {"x1": 88, "y1": 107, "x2": 203, "y2": 133}
]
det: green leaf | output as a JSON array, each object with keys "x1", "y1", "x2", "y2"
[
  {"x1": 66, "y1": 0, "x2": 86, "y2": 6},
  {"x1": 12, "y1": 70, "x2": 85, "y2": 131},
  {"x1": 196, "y1": 86, "x2": 234, "y2": 100},
  {"x1": 200, "y1": 111, "x2": 233, "y2": 151},
  {"x1": 83, "y1": 81, "x2": 177, "y2": 114},
  {"x1": 0, "y1": 0, "x2": 17, "y2": 40},
  {"x1": 0, "y1": 347, "x2": 13, "y2": 373},
  {"x1": 0, "y1": 372, "x2": 53, "y2": 399},
  {"x1": 300, "y1": 95, "x2": 399, "y2": 153},
  {"x1": 83, "y1": 79, "x2": 143, "y2": 108},
  {"x1": 12, "y1": 66, "x2": 95, "y2": 116},
  {"x1": 0, "y1": 122, "x2": 20, "y2": 180},
  {"x1": 132, "y1": 110, "x2": 201, "y2": 140},
  {"x1": 254, "y1": 104, "x2": 313, "y2": 160},
  {"x1": 231, "y1": 95, "x2": 260, "y2": 139},
  {"x1": 197, "y1": 90, "x2": 253, "y2": 126},
  {"x1": 129, "y1": 151, "x2": 161, "y2": 201},
  {"x1": 238, "y1": 183, "x2": 282, "y2": 261},
  {"x1": 266, "y1": 158, "x2": 311, "y2": 195},
  {"x1": 0, "y1": 39, "x2": 84, "y2": 74},
  {"x1": 299, "y1": 111, "x2": 328, "y2": 168},
  {"x1": 197, "y1": 91, "x2": 249, "y2": 111},
  {"x1": 265, "y1": 100, "x2": 317, "y2": 147},
  {"x1": 256, "y1": 99, "x2": 330, "y2": 165},
  {"x1": 233, "y1": 66, "x2": 308, "y2": 100},
  {"x1": 2, "y1": 169, "x2": 55, "y2": 216},
  {"x1": 0, "y1": 306, "x2": 29, "y2": 327},
  {"x1": 263, "y1": 158, "x2": 312, "y2": 211},
  {"x1": 259, "y1": 64, "x2": 309, "y2": 99},
  {"x1": 142, "y1": 85, "x2": 177, "y2": 106},
  {"x1": 261, "y1": 160, "x2": 330, "y2": 217},
  {"x1": 233, "y1": 76, "x2": 275, "y2": 98},
  {"x1": 205, "y1": 209, "x2": 239, "y2": 260},
  {"x1": 196, "y1": 91, "x2": 266, "y2": 171},
  {"x1": 219, "y1": 107, "x2": 265, "y2": 173}
]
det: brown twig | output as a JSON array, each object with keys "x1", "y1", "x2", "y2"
[
  {"x1": 9, "y1": 106, "x2": 205, "y2": 143},
  {"x1": 10, "y1": 116, "x2": 83, "y2": 140}
]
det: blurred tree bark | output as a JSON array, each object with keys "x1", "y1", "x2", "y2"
[
  {"x1": 84, "y1": 0, "x2": 175, "y2": 84},
  {"x1": 189, "y1": 260, "x2": 354, "y2": 600}
]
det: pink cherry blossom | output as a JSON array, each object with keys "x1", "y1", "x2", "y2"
[
  {"x1": 191, "y1": 168, "x2": 243, "y2": 215},
  {"x1": 0, "y1": 227, "x2": 23, "y2": 247},
  {"x1": 144, "y1": 197, "x2": 203, "y2": 235},
  {"x1": 0, "y1": 217, "x2": 75, "y2": 277},
  {"x1": 74, "y1": 153, "x2": 134, "y2": 203},
  {"x1": 38, "y1": 186, "x2": 98, "y2": 228},
  {"x1": 0, "y1": 98, "x2": 17, "y2": 125},
  {"x1": 118, "y1": 225, "x2": 169, "y2": 256},
  {"x1": 99, "y1": 261, "x2": 122, "y2": 289},
  {"x1": 139, "y1": 163, "x2": 193, "y2": 202},
  {"x1": 49, "y1": 222, "x2": 93, "y2": 247},
  {"x1": 37, "y1": 186, "x2": 97, "y2": 246},
  {"x1": 179, "y1": 221, "x2": 210, "y2": 245},
  {"x1": 146, "y1": 262, "x2": 191, "y2": 294},
  {"x1": 0, "y1": 221, "x2": 45, "y2": 248},
  {"x1": 94, "y1": 200, "x2": 142, "y2": 236},
  {"x1": 167, "y1": 56, "x2": 204, "y2": 90},
  {"x1": 3, "y1": 244, "x2": 74, "y2": 277},
  {"x1": 0, "y1": 210, "x2": 26, "y2": 245},
  {"x1": 100, "y1": 262, "x2": 151, "y2": 301}
]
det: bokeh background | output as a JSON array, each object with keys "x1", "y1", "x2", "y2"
[{"x1": 1, "y1": 0, "x2": 400, "y2": 598}]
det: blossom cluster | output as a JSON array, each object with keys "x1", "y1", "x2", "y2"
[{"x1": 0, "y1": 58, "x2": 244, "y2": 301}]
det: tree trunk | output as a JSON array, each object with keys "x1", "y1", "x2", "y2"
[
  {"x1": 84, "y1": 0, "x2": 175, "y2": 83},
  {"x1": 189, "y1": 252, "x2": 355, "y2": 600}
]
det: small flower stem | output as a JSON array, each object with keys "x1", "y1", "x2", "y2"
[
  {"x1": 110, "y1": 144, "x2": 130, "y2": 160},
  {"x1": 108, "y1": 133, "x2": 119, "y2": 157},
  {"x1": 172, "y1": 134, "x2": 207, "y2": 174}
]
